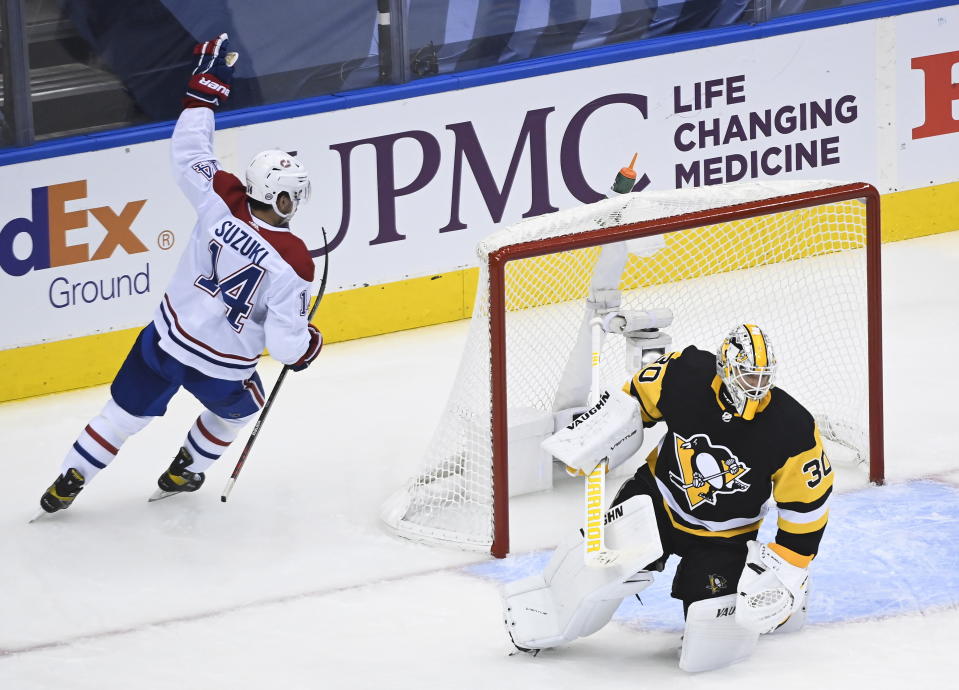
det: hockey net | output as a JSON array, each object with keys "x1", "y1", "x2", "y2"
[{"x1": 382, "y1": 180, "x2": 882, "y2": 557}]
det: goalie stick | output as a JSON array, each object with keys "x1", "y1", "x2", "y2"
[
  {"x1": 220, "y1": 228, "x2": 330, "y2": 502},
  {"x1": 583, "y1": 318, "x2": 621, "y2": 567},
  {"x1": 581, "y1": 158, "x2": 640, "y2": 566}
]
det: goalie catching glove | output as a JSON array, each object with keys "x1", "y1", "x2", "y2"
[
  {"x1": 184, "y1": 33, "x2": 238, "y2": 109},
  {"x1": 736, "y1": 540, "x2": 810, "y2": 634},
  {"x1": 542, "y1": 389, "x2": 642, "y2": 476}
]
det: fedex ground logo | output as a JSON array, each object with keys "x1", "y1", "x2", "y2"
[
  {"x1": 0, "y1": 179, "x2": 159, "y2": 311},
  {"x1": 0, "y1": 180, "x2": 148, "y2": 277}
]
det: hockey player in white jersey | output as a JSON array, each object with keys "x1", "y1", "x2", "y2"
[{"x1": 37, "y1": 33, "x2": 322, "y2": 514}]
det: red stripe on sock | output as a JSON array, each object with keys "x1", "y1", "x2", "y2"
[
  {"x1": 84, "y1": 425, "x2": 118, "y2": 455},
  {"x1": 196, "y1": 417, "x2": 230, "y2": 446}
]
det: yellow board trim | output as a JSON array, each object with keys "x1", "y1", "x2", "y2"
[
  {"x1": 882, "y1": 181, "x2": 959, "y2": 243},
  {"x1": 2, "y1": 181, "x2": 958, "y2": 403},
  {"x1": 0, "y1": 328, "x2": 141, "y2": 402},
  {"x1": 0, "y1": 268, "x2": 479, "y2": 403}
]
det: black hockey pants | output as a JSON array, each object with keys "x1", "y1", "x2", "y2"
[{"x1": 611, "y1": 462, "x2": 757, "y2": 617}]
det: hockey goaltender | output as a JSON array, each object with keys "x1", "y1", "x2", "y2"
[{"x1": 503, "y1": 324, "x2": 832, "y2": 672}]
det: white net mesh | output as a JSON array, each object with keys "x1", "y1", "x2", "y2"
[{"x1": 382, "y1": 180, "x2": 873, "y2": 552}]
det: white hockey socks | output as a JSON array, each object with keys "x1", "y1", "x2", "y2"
[
  {"x1": 182, "y1": 410, "x2": 255, "y2": 473},
  {"x1": 503, "y1": 494, "x2": 663, "y2": 651},
  {"x1": 62, "y1": 398, "x2": 153, "y2": 480}
]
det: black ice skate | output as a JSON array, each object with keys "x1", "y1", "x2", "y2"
[
  {"x1": 38, "y1": 468, "x2": 86, "y2": 515},
  {"x1": 149, "y1": 447, "x2": 205, "y2": 502}
]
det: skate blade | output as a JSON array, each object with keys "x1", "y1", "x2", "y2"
[
  {"x1": 28, "y1": 509, "x2": 49, "y2": 523},
  {"x1": 507, "y1": 646, "x2": 542, "y2": 657},
  {"x1": 148, "y1": 488, "x2": 181, "y2": 502}
]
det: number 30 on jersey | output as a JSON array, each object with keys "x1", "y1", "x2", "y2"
[{"x1": 802, "y1": 453, "x2": 832, "y2": 488}]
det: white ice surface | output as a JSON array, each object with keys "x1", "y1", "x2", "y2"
[{"x1": 3, "y1": 231, "x2": 959, "y2": 689}]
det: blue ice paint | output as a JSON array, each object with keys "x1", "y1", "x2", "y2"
[{"x1": 463, "y1": 479, "x2": 959, "y2": 631}]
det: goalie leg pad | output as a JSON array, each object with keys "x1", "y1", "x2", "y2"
[
  {"x1": 503, "y1": 495, "x2": 663, "y2": 650},
  {"x1": 679, "y1": 594, "x2": 759, "y2": 673}
]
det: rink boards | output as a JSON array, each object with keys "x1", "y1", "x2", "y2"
[{"x1": 1, "y1": 3, "x2": 958, "y2": 401}]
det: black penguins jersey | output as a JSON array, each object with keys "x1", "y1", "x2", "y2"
[{"x1": 623, "y1": 346, "x2": 832, "y2": 563}]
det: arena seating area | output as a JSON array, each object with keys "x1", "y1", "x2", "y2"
[{"x1": 1, "y1": 0, "x2": 873, "y2": 145}]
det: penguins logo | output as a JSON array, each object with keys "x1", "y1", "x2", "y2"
[
  {"x1": 668, "y1": 433, "x2": 750, "y2": 510},
  {"x1": 706, "y1": 574, "x2": 728, "y2": 594}
]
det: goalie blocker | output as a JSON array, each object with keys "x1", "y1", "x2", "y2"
[{"x1": 542, "y1": 389, "x2": 643, "y2": 476}]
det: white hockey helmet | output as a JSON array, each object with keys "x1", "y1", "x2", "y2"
[
  {"x1": 716, "y1": 323, "x2": 778, "y2": 420},
  {"x1": 245, "y1": 150, "x2": 311, "y2": 221}
]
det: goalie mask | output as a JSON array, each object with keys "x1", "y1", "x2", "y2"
[
  {"x1": 716, "y1": 324, "x2": 777, "y2": 421},
  {"x1": 245, "y1": 150, "x2": 311, "y2": 221}
]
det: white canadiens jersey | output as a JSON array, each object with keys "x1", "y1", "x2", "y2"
[{"x1": 153, "y1": 107, "x2": 315, "y2": 381}]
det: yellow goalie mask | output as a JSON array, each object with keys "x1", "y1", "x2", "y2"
[{"x1": 716, "y1": 324, "x2": 777, "y2": 420}]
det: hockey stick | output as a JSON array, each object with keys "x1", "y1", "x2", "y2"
[
  {"x1": 668, "y1": 468, "x2": 738, "y2": 490},
  {"x1": 582, "y1": 317, "x2": 658, "y2": 568},
  {"x1": 583, "y1": 318, "x2": 620, "y2": 567},
  {"x1": 220, "y1": 228, "x2": 330, "y2": 502}
]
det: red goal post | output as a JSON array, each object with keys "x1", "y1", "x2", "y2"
[{"x1": 383, "y1": 180, "x2": 883, "y2": 559}]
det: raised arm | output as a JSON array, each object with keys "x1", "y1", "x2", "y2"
[
  {"x1": 170, "y1": 33, "x2": 237, "y2": 208},
  {"x1": 171, "y1": 109, "x2": 219, "y2": 207}
]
